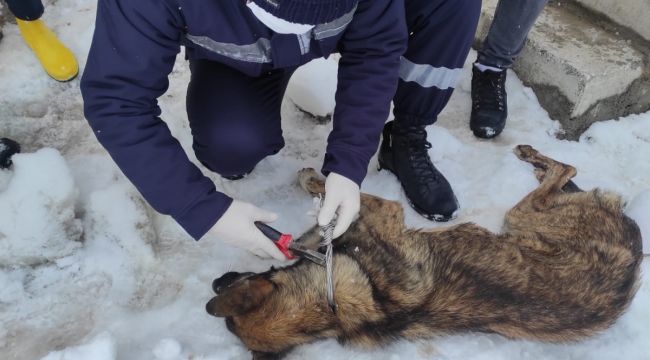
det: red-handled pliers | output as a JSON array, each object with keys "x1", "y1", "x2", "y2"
[{"x1": 254, "y1": 222, "x2": 326, "y2": 266}]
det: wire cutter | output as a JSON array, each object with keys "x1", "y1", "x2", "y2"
[{"x1": 254, "y1": 222, "x2": 326, "y2": 266}]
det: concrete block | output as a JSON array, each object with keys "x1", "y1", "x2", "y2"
[
  {"x1": 477, "y1": 0, "x2": 650, "y2": 138},
  {"x1": 574, "y1": 0, "x2": 650, "y2": 41}
]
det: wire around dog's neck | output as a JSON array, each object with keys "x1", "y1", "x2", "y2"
[{"x1": 320, "y1": 221, "x2": 336, "y2": 312}]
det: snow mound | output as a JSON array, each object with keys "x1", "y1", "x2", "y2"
[
  {"x1": 84, "y1": 183, "x2": 165, "y2": 309},
  {"x1": 153, "y1": 338, "x2": 183, "y2": 359},
  {"x1": 286, "y1": 57, "x2": 338, "y2": 117},
  {"x1": 85, "y1": 183, "x2": 156, "y2": 264},
  {"x1": 0, "y1": 148, "x2": 82, "y2": 266},
  {"x1": 40, "y1": 333, "x2": 116, "y2": 360}
]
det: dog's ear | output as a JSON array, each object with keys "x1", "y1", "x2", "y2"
[{"x1": 206, "y1": 276, "x2": 275, "y2": 317}]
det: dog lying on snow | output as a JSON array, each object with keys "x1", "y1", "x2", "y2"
[{"x1": 206, "y1": 145, "x2": 642, "y2": 360}]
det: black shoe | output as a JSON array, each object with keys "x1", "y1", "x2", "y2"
[
  {"x1": 378, "y1": 121, "x2": 459, "y2": 221},
  {"x1": 0, "y1": 138, "x2": 21, "y2": 169},
  {"x1": 470, "y1": 65, "x2": 507, "y2": 139}
]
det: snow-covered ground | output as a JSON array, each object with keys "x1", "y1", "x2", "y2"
[{"x1": 1, "y1": 1, "x2": 649, "y2": 359}]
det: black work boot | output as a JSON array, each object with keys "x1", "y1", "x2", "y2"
[
  {"x1": 0, "y1": 138, "x2": 21, "y2": 169},
  {"x1": 378, "y1": 121, "x2": 459, "y2": 221},
  {"x1": 470, "y1": 65, "x2": 507, "y2": 139}
]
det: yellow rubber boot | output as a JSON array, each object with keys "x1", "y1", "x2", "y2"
[{"x1": 17, "y1": 19, "x2": 79, "y2": 82}]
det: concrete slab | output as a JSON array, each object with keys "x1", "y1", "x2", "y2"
[
  {"x1": 574, "y1": 0, "x2": 650, "y2": 41},
  {"x1": 476, "y1": 0, "x2": 649, "y2": 138}
]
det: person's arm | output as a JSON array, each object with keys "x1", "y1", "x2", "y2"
[
  {"x1": 321, "y1": 0, "x2": 407, "y2": 186},
  {"x1": 318, "y1": 0, "x2": 407, "y2": 237},
  {"x1": 81, "y1": 0, "x2": 231, "y2": 240}
]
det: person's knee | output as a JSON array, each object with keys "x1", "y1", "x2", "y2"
[{"x1": 192, "y1": 120, "x2": 283, "y2": 177}]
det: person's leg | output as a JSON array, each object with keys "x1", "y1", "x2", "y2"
[
  {"x1": 7, "y1": 0, "x2": 79, "y2": 82},
  {"x1": 478, "y1": 0, "x2": 549, "y2": 69},
  {"x1": 471, "y1": 0, "x2": 549, "y2": 139},
  {"x1": 186, "y1": 60, "x2": 293, "y2": 179},
  {"x1": 393, "y1": 0, "x2": 481, "y2": 127},
  {"x1": 379, "y1": 0, "x2": 481, "y2": 222}
]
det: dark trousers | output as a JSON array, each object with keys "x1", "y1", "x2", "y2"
[
  {"x1": 394, "y1": 0, "x2": 482, "y2": 126},
  {"x1": 477, "y1": 0, "x2": 549, "y2": 69},
  {"x1": 6, "y1": 0, "x2": 44, "y2": 21},
  {"x1": 186, "y1": 0, "x2": 482, "y2": 177},
  {"x1": 186, "y1": 60, "x2": 294, "y2": 178}
]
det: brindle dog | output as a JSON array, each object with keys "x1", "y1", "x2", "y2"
[{"x1": 206, "y1": 145, "x2": 642, "y2": 360}]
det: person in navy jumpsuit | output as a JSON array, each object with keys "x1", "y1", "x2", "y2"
[{"x1": 81, "y1": 0, "x2": 480, "y2": 258}]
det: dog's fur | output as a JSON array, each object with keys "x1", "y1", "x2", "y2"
[{"x1": 206, "y1": 145, "x2": 643, "y2": 360}]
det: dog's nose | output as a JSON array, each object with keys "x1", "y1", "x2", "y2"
[{"x1": 206, "y1": 297, "x2": 217, "y2": 316}]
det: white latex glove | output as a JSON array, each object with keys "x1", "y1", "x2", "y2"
[
  {"x1": 317, "y1": 172, "x2": 360, "y2": 239},
  {"x1": 208, "y1": 200, "x2": 286, "y2": 260}
]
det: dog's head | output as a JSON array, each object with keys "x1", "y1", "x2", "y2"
[{"x1": 206, "y1": 266, "x2": 340, "y2": 359}]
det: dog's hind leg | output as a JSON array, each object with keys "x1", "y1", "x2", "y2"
[
  {"x1": 533, "y1": 168, "x2": 582, "y2": 193},
  {"x1": 509, "y1": 145, "x2": 578, "y2": 212},
  {"x1": 503, "y1": 146, "x2": 581, "y2": 250},
  {"x1": 518, "y1": 145, "x2": 582, "y2": 193},
  {"x1": 560, "y1": 180, "x2": 582, "y2": 193}
]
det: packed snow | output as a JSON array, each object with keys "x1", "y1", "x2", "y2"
[{"x1": 0, "y1": 1, "x2": 649, "y2": 359}]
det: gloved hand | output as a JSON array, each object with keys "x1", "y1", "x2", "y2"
[
  {"x1": 317, "y1": 172, "x2": 360, "y2": 239},
  {"x1": 208, "y1": 200, "x2": 286, "y2": 260}
]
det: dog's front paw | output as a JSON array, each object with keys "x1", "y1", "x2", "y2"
[{"x1": 297, "y1": 168, "x2": 325, "y2": 196}]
